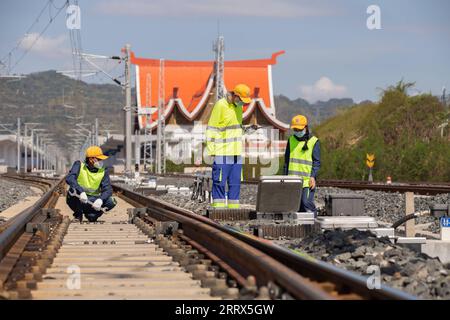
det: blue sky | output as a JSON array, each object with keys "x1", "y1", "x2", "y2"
[{"x1": 0, "y1": 0, "x2": 449, "y2": 102}]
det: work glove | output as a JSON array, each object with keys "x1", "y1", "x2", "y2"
[
  {"x1": 92, "y1": 199, "x2": 103, "y2": 211},
  {"x1": 79, "y1": 192, "x2": 88, "y2": 204}
]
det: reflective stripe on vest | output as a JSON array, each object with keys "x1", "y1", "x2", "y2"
[
  {"x1": 288, "y1": 135, "x2": 318, "y2": 188},
  {"x1": 76, "y1": 163, "x2": 105, "y2": 196},
  {"x1": 206, "y1": 98, "x2": 243, "y2": 156}
]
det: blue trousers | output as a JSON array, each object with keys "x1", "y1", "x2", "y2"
[
  {"x1": 211, "y1": 156, "x2": 242, "y2": 208},
  {"x1": 300, "y1": 187, "x2": 317, "y2": 216},
  {"x1": 66, "y1": 192, "x2": 116, "y2": 222}
]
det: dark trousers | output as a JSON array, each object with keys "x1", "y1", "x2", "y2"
[
  {"x1": 66, "y1": 192, "x2": 116, "y2": 222},
  {"x1": 300, "y1": 187, "x2": 317, "y2": 216}
]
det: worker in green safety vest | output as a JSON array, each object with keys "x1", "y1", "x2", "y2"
[
  {"x1": 66, "y1": 146, "x2": 117, "y2": 222},
  {"x1": 283, "y1": 115, "x2": 321, "y2": 216},
  {"x1": 206, "y1": 84, "x2": 252, "y2": 209}
]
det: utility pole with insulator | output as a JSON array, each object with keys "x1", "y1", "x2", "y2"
[
  {"x1": 95, "y1": 118, "x2": 99, "y2": 145},
  {"x1": 442, "y1": 87, "x2": 447, "y2": 106},
  {"x1": 16, "y1": 118, "x2": 21, "y2": 173},
  {"x1": 124, "y1": 44, "x2": 132, "y2": 176},
  {"x1": 213, "y1": 36, "x2": 225, "y2": 100},
  {"x1": 156, "y1": 58, "x2": 166, "y2": 174}
]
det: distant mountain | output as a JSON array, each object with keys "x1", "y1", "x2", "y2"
[
  {"x1": 0, "y1": 70, "x2": 369, "y2": 159},
  {"x1": 0, "y1": 70, "x2": 126, "y2": 155},
  {"x1": 274, "y1": 94, "x2": 357, "y2": 126}
]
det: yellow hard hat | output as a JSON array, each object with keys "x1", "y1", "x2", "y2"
[
  {"x1": 85, "y1": 146, "x2": 108, "y2": 160},
  {"x1": 291, "y1": 115, "x2": 308, "y2": 130},
  {"x1": 232, "y1": 84, "x2": 252, "y2": 104}
]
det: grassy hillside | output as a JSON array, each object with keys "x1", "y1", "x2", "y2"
[{"x1": 315, "y1": 81, "x2": 450, "y2": 182}]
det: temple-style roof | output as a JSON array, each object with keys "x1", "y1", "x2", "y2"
[{"x1": 131, "y1": 51, "x2": 289, "y2": 131}]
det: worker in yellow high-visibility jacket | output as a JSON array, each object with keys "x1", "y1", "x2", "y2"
[
  {"x1": 206, "y1": 84, "x2": 252, "y2": 209},
  {"x1": 284, "y1": 115, "x2": 321, "y2": 216},
  {"x1": 66, "y1": 146, "x2": 117, "y2": 222}
]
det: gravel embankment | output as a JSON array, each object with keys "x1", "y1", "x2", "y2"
[
  {"x1": 124, "y1": 177, "x2": 450, "y2": 299},
  {"x1": 0, "y1": 177, "x2": 39, "y2": 223},
  {"x1": 150, "y1": 177, "x2": 447, "y2": 233},
  {"x1": 276, "y1": 229, "x2": 450, "y2": 299}
]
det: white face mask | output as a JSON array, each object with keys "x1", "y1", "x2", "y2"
[
  {"x1": 294, "y1": 129, "x2": 306, "y2": 138},
  {"x1": 93, "y1": 160, "x2": 104, "y2": 169}
]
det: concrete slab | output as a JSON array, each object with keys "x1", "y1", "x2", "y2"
[
  {"x1": 316, "y1": 216, "x2": 378, "y2": 229},
  {"x1": 257, "y1": 212, "x2": 314, "y2": 222},
  {"x1": 0, "y1": 196, "x2": 42, "y2": 220},
  {"x1": 421, "y1": 240, "x2": 450, "y2": 264},
  {"x1": 372, "y1": 228, "x2": 395, "y2": 237},
  {"x1": 397, "y1": 237, "x2": 427, "y2": 244}
]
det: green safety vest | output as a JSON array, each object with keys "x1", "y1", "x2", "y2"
[
  {"x1": 77, "y1": 162, "x2": 105, "y2": 196},
  {"x1": 288, "y1": 135, "x2": 319, "y2": 188},
  {"x1": 206, "y1": 98, "x2": 243, "y2": 156}
]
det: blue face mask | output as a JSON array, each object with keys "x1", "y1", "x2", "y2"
[
  {"x1": 235, "y1": 100, "x2": 244, "y2": 108},
  {"x1": 294, "y1": 129, "x2": 306, "y2": 138}
]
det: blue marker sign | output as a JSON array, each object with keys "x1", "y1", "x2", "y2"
[{"x1": 440, "y1": 217, "x2": 450, "y2": 228}]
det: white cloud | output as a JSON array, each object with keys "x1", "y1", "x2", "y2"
[
  {"x1": 95, "y1": 0, "x2": 341, "y2": 18},
  {"x1": 19, "y1": 33, "x2": 69, "y2": 58},
  {"x1": 299, "y1": 77, "x2": 348, "y2": 102}
]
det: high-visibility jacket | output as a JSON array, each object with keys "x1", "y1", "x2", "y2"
[
  {"x1": 287, "y1": 135, "x2": 319, "y2": 188},
  {"x1": 76, "y1": 163, "x2": 105, "y2": 196},
  {"x1": 206, "y1": 98, "x2": 243, "y2": 156}
]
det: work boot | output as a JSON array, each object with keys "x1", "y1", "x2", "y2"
[
  {"x1": 86, "y1": 214, "x2": 98, "y2": 223},
  {"x1": 72, "y1": 213, "x2": 83, "y2": 223}
]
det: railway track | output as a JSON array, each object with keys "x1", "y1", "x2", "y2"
[
  {"x1": 0, "y1": 174, "x2": 415, "y2": 300},
  {"x1": 154, "y1": 172, "x2": 450, "y2": 195}
]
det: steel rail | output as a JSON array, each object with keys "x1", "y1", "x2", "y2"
[
  {"x1": 113, "y1": 183, "x2": 416, "y2": 300},
  {"x1": 154, "y1": 173, "x2": 450, "y2": 195},
  {"x1": 0, "y1": 176, "x2": 64, "y2": 260},
  {"x1": 115, "y1": 185, "x2": 334, "y2": 299}
]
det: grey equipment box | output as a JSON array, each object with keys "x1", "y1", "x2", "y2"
[
  {"x1": 256, "y1": 176, "x2": 303, "y2": 214},
  {"x1": 325, "y1": 193, "x2": 365, "y2": 216}
]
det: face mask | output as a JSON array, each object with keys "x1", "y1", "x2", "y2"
[
  {"x1": 235, "y1": 99, "x2": 244, "y2": 108},
  {"x1": 294, "y1": 129, "x2": 306, "y2": 138},
  {"x1": 93, "y1": 160, "x2": 104, "y2": 169}
]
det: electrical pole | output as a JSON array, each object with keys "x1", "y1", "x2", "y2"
[
  {"x1": 36, "y1": 134, "x2": 40, "y2": 171},
  {"x1": 24, "y1": 124, "x2": 28, "y2": 172},
  {"x1": 95, "y1": 118, "x2": 99, "y2": 145},
  {"x1": 135, "y1": 129, "x2": 140, "y2": 173},
  {"x1": 124, "y1": 44, "x2": 132, "y2": 176},
  {"x1": 23, "y1": 123, "x2": 41, "y2": 173},
  {"x1": 442, "y1": 87, "x2": 447, "y2": 106},
  {"x1": 156, "y1": 58, "x2": 165, "y2": 174},
  {"x1": 31, "y1": 129, "x2": 34, "y2": 171},
  {"x1": 214, "y1": 36, "x2": 225, "y2": 100},
  {"x1": 16, "y1": 118, "x2": 21, "y2": 173}
]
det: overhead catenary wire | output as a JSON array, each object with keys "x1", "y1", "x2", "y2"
[
  {"x1": 0, "y1": 0, "x2": 54, "y2": 68},
  {"x1": 3, "y1": 0, "x2": 69, "y2": 74}
]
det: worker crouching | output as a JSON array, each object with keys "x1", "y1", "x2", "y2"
[
  {"x1": 284, "y1": 115, "x2": 321, "y2": 216},
  {"x1": 66, "y1": 146, "x2": 117, "y2": 222}
]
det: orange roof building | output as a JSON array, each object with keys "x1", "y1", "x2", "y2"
[{"x1": 131, "y1": 51, "x2": 289, "y2": 133}]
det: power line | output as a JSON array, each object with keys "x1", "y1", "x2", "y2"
[
  {"x1": 0, "y1": 0, "x2": 52, "y2": 65},
  {"x1": 1, "y1": 0, "x2": 69, "y2": 73}
]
